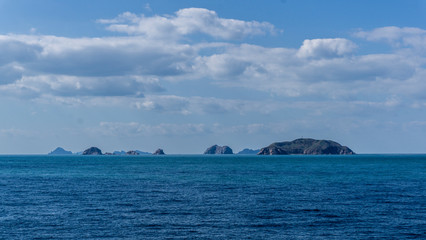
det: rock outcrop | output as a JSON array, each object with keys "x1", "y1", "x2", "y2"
[
  {"x1": 48, "y1": 147, "x2": 73, "y2": 155},
  {"x1": 204, "y1": 145, "x2": 233, "y2": 154},
  {"x1": 153, "y1": 149, "x2": 165, "y2": 155},
  {"x1": 82, "y1": 147, "x2": 103, "y2": 155},
  {"x1": 258, "y1": 138, "x2": 355, "y2": 155}
]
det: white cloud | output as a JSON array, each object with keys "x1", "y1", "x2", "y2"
[
  {"x1": 0, "y1": 19, "x2": 425, "y2": 116},
  {"x1": 297, "y1": 38, "x2": 357, "y2": 58},
  {"x1": 98, "y1": 122, "x2": 209, "y2": 136},
  {"x1": 98, "y1": 8, "x2": 277, "y2": 40},
  {"x1": 196, "y1": 42, "x2": 419, "y2": 100},
  {"x1": 0, "y1": 75, "x2": 164, "y2": 99},
  {"x1": 355, "y1": 26, "x2": 426, "y2": 50},
  {"x1": 133, "y1": 95, "x2": 288, "y2": 115},
  {"x1": 355, "y1": 26, "x2": 425, "y2": 42}
]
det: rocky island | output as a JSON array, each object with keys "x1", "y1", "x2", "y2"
[
  {"x1": 48, "y1": 147, "x2": 73, "y2": 155},
  {"x1": 82, "y1": 147, "x2": 103, "y2": 155},
  {"x1": 153, "y1": 148, "x2": 165, "y2": 155},
  {"x1": 258, "y1": 138, "x2": 355, "y2": 155},
  {"x1": 126, "y1": 150, "x2": 139, "y2": 155},
  {"x1": 237, "y1": 148, "x2": 260, "y2": 155},
  {"x1": 204, "y1": 145, "x2": 233, "y2": 154}
]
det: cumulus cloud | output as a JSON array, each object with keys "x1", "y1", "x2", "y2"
[
  {"x1": 1, "y1": 75, "x2": 164, "y2": 99},
  {"x1": 97, "y1": 121, "x2": 268, "y2": 137},
  {"x1": 98, "y1": 122, "x2": 209, "y2": 136},
  {"x1": 31, "y1": 35, "x2": 194, "y2": 77},
  {"x1": 196, "y1": 42, "x2": 419, "y2": 100},
  {"x1": 355, "y1": 26, "x2": 426, "y2": 50},
  {"x1": 0, "y1": 38, "x2": 41, "y2": 65},
  {"x1": 0, "y1": 34, "x2": 190, "y2": 98},
  {"x1": 133, "y1": 95, "x2": 287, "y2": 115},
  {"x1": 297, "y1": 38, "x2": 357, "y2": 58},
  {"x1": 0, "y1": 16, "x2": 425, "y2": 115},
  {"x1": 98, "y1": 8, "x2": 276, "y2": 40}
]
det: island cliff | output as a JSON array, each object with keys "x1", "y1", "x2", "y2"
[
  {"x1": 258, "y1": 138, "x2": 355, "y2": 155},
  {"x1": 204, "y1": 145, "x2": 233, "y2": 154}
]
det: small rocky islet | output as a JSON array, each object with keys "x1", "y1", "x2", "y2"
[
  {"x1": 153, "y1": 148, "x2": 165, "y2": 155},
  {"x1": 48, "y1": 138, "x2": 355, "y2": 155}
]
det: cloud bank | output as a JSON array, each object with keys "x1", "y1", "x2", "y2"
[
  {"x1": 98, "y1": 8, "x2": 276, "y2": 40},
  {"x1": 0, "y1": 8, "x2": 424, "y2": 117}
]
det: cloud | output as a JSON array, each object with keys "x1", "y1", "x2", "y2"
[
  {"x1": 297, "y1": 38, "x2": 357, "y2": 58},
  {"x1": 355, "y1": 26, "x2": 426, "y2": 50},
  {"x1": 98, "y1": 122, "x2": 209, "y2": 136},
  {"x1": 0, "y1": 37, "x2": 41, "y2": 65},
  {"x1": 96, "y1": 121, "x2": 269, "y2": 137},
  {"x1": 133, "y1": 95, "x2": 287, "y2": 115},
  {"x1": 355, "y1": 26, "x2": 425, "y2": 42},
  {"x1": 32, "y1": 35, "x2": 195, "y2": 77},
  {"x1": 0, "y1": 63, "x2": 25, "y2": 84},
  {"x1": 98, "y1": 8, "x2": 276, "y2": 40},
  {"x1": 0, "y1": 34, "x2": 195, "y2": 79},
  {"x1": 197, "y1": 42, "x2": 419, "y2": 100},
  {"x1": 0, "y1": 34, "x2": 189, "y2": 98},
  {"x1": 0, "y1": 18, "x2": 425, "y2": 116}
]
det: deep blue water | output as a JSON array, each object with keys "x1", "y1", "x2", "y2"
[{"x1": 0, "y1": 154, "x2": 424, "y2": 239}]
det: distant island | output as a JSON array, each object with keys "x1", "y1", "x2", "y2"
[
  {"x1": 49, "y1": 139, "x2": 354, "y2": 156},
  {"x1": 49, "y1": 147, "x2": 154, "y2": 155},
  {"x1": 112, "y1": 150, "x2": 151, "y2": 155},
  {"x1": 82, "y1": 147, "x2": 103, "y2": 155},
  {"x1": 258, "y1": 138, "x2": 355, "y2": 155},
  {"x1": 237, "y1": 148, "x2": 260, "y2": 155},
  {"x1": 48, "y1": 147, "x2": 73, "y2": 155},
  {"x1": 153, "y1": 148, "x2": 165, "y2": 155},
  {"x1": 204, "y1": 145, "x2": 233, "y2": 154}
]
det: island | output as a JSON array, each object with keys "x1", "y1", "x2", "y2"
[
  {"x1": 112, "y1": 150, "x2": 151, "y2": 155},
  {"x1": 82, "y1": 147, "x2": 103, "y2": 155},
  {"x1": 204, "y1": 145, "x2": 233, "y2": 154},
  {"x1": 153, "y1": 148, "x2": 165, "y2": 155},
  {"x1": 126, "y1": 150, "x2": 139, "y2": 155},
  {"x1": 48, "y1": 147, "x2": 73, "y2": 155},
  {"x1": 237, "y1": 148, "x2": 260, "y2": 155},
  {"x1": 257, "y1": 138, "x2": 355, "y2": 155}
]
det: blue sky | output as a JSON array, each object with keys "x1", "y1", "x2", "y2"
[{"x1": 0, "y1": 0, "x2": 426, "y2": 154}]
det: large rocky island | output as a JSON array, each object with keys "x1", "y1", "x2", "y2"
[{"x1": 258, "y1": 138, "x2": 355, "y2": 155}]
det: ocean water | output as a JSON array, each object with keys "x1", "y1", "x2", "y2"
[{"x1": 0, "y1": 155, "x2": 424, "y2": 239}]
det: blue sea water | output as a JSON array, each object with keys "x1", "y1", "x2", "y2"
[{"x1": 0, "y1": 155, "x2": 424, "y2": 239}]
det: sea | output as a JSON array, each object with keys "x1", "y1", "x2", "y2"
[{"x1": 0, "y1": 154, "x2": 424, "y2": 239}]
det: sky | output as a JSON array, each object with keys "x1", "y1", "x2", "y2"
[{"x1": 0, "y1": 0, "x2": 426, "y2": 154}]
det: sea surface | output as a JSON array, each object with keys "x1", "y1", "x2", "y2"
[{"x1": 0, "y1": 154, "x2": 424, "y2": 239}]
